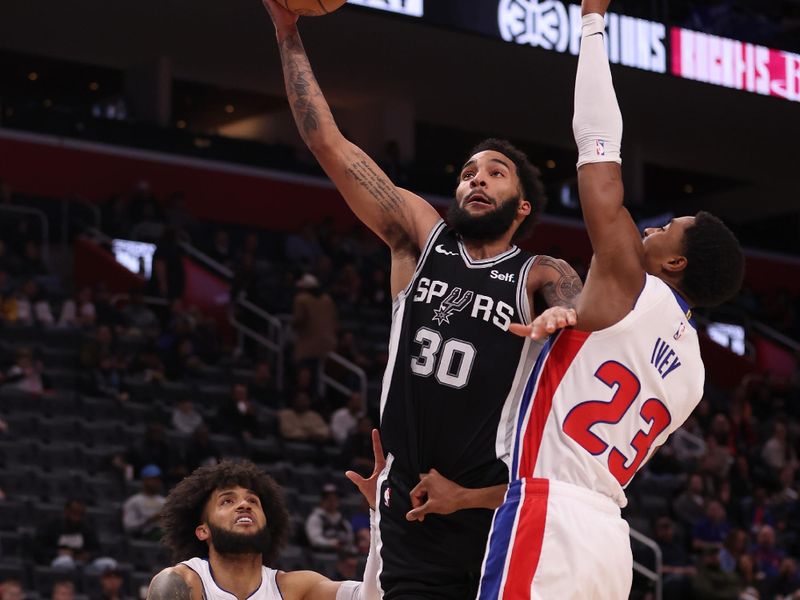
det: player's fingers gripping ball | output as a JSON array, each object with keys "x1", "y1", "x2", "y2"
[{"x1": 279, "y1": 0, "x2": 348, "y2": 16}]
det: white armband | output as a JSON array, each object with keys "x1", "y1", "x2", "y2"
[
  {"x1": 335, "y1": 510, "x2": 382, "y2": 600},
  {"x1": 573, "y1": 13, "x2": 623, "y2": 168}
]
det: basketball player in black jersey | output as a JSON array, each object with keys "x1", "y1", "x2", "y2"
[{"x1": 262, "y1": 2, "x2": 582, "y2": 597}]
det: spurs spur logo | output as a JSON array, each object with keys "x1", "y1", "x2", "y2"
[{"x1": 432, "y1": 287, "x2": 474, "y2": 326}]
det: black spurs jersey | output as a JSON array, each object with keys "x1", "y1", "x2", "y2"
[{"x1": 380, "y1": 220, "x2": 543, "y2": 489}]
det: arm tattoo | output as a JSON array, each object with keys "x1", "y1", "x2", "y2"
[
  {"x1": 536, "y1": 257, "x2": 583, "y2": 308},
  {"x1": 344, "y1": 152, "x2": 405, "y2": 213},
  {"x1": 147, "y1": 571, "x2": 193, "y2": 600},
  {"x1": 278, "y1": 32, "x2": 335, "y2": 141}
]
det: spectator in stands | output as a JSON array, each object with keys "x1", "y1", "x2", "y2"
[
  {"x1": 719, "y1": 529, "x2": 749, "y2": 573},
  {"x1": 354, "y1": 526, "x2": 370, "y2": 557},
  {"x1": 762, "y1": 421, "x2": 798, "y2": 474},
  {"x1": 304, "y1": 483, "x2": 354, "y2": 551},
  {"x1": 330, "y1": 392, "x2": 364, "y2": 446},
  {"x1": 651, "y1": 516, "x2": 694, "y2": 600},
  {"x1": 216, "y1": 383, "x2": 261, "y2": 441},
  {"x1": 59, "y1": 286, "x2": 97, "y2": 328},
  {"x1": 333, "y1": 549, "x2": 360, "y2": 581},
  {"x1": 340, "y1": 415, "x2": 375, "y2": 476},
  {"x1": 19, "y1": 241, "x2": 48, "y2": 276},
  {"x1": 667, "y1": 416, "x2": 706, "y2": 469},
  {"x1": 206, "y1": 229, "x2": 233, "y2": 269},
  {"x1": 285, "y1": 222, "x2": 323, "y2": 269},
  {"x1": 250, "y1": 360, "x2": 279, "y2": 407},
  {"x1": 122, "y1": 464, "x2": 167, "y2": 540},
  {"x1": 329, "y1": 264, "x2": 361, "y2": 309},
  {"x1": 674, "y1": 473, "x2": 707, "y2": 528},
  {"x1": 35, "y1": 498, "x2": 100, "y2": 568},
  {"x1": 126, "y1": 341, "x2": 166, "y2": 385},
  {"x1": 114, "y1": 422, "x2": 179, "y2": 483},
  {"x1": 735, "y1": 555, "x2": 759, "y2": 599},
  {"x1": 0, "y1": 580, "x2": 25, "y2": 600},
  {"x1": 172, "y1": 399, "x2": 203, "y2": 435},
  {"x1": 333, "y1": 331, "x2": 373, "y2": 379},
  {"x1": 691, "y1": 546, "x2": 742, "y2": 600},
  {"x1": 694, "y1": 500, "x2": 733, "y2": 552},
  {"x1": 50, "y1": 580, "x2": 74, "y2": 600},
  {"x1": 5, "y1": 347, "x2": 49, "y2": 395},
  {"x1": 763, "y1": 556, "x2": 800, "y2": 599},
  {"x1": 184, "y1": 425, "x2": 221, "y2": 471},
  {"x1": 747, "y1": 487, "x2": 777, "y2": 533},
  {"x1": 292, "y1": 274, "x2": 338, "y2": 373},
  {"x1": 92, "y1": 284, "x2": 124, "y2": 331},
  {"x1": 93, "y1": 563, "x2": 128, "y2": 600},
  {"x1": 85, "y1": 353, "x2": 128, "y2": 402},
  {"x1": 729, "y1": 455, "x2": 754, "y2": 503},
  {"x1": 699, "y1": 434, "x2": 733, "y2": 481},
  {"x1": 120, "y1": 291, "x2": 160, "y2": 338},
  {"x1": 9, "y1": 279, "x2": 54, "y2": 326},
  {"x1": 151, "y1": 227, "x2": 185, "y2": 300},
  {"x1": 751, "y1": 524, "x2": 785, "y2": 580},
  {"x1": 278, "y1": 391, "x2": 330, "y2": 443},
  {"x1": 362, "y1": 266, "x2": 391, "y2": 310}
]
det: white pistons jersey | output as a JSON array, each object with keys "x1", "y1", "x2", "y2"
[
  {"x1": 512, "y1": 274, "x2": 705, "y2": 506},
  {"x1": 181, "y1": 558, "x2": 283, "y2": 600}
]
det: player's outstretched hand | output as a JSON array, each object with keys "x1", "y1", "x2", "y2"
[
  {"x1": 508, "y1": 306, "x2": 577, "y2": 340},
  {"x1": 582, "y1": 0, "x2": 611, "y2": 16},
  {"x1": 345, "y1": 429, "x2": 386, "y2": 510},
  {"x1": 262, "y1": 0, "x2": 299, "y2": 32},
  {"x1": 406, "y1": 469, "x2": 465, "y2": 522}
]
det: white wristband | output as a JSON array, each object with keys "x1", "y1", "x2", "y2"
[{"x1": 336, "y1": 581, "x2": 362, "y2": 600}]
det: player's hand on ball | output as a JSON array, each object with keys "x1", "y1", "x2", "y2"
[
  {"x1": 345, "y1": 429, "x2": 386, "y2": 510},
  {"x1": 262, "y1": 0, "x2": 299, "y2": 31},
  {"x1": 406, "y1": 469, "x2": 465, "y2": 522},
  {"x1": 508, "y1": 307, "x2": 577, "y2": 340}
]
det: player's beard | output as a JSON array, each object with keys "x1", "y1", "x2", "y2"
[
  {"x1": 447, "y1": 194, "x2": 520, "y2": 242},
  {"x1": 207, "y1": 522, "x2": 272, "y2": 556}
]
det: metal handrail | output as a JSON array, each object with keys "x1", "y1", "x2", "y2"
[
  {"x1": 230, "y1": 293, "x2": 286, "y2": 392},
  {"x1": 0, "y1": 204, "x2": 50, "y2": 264},
  {"x1": 178, "y1": 241, "x2": 235, "y2": 279},
  {"x1": 752, "y1": 320, "x2": 800, "y2": 352},
  {"x1": 629, "y1": 527, "x2": 663, "y2": 600},
  {"x1": 320, "y1": 351, "x2": 368, "y2": 406}
]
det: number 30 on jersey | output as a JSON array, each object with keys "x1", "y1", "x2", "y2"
[{"x1": 410, "y1": 327, "x2": 476, "y2": 389}]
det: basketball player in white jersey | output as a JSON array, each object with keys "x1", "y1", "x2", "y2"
[
  {"x1": 146, "y1": 454, "x2": 384, "y2": 600},
  {"x1": 261, "y1": 1, "x2": 583, "y2": 597},
  {"x1": 470, "y1": 0, "x2": 746, "y2": 597}
]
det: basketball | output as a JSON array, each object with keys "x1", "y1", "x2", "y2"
[{"x1": 281, "y1": 0, "x2": 348, "y2": 16}]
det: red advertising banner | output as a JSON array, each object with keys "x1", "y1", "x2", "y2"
[{"x1": 671, "y1": 27, "x2": 800, "y2": 102}]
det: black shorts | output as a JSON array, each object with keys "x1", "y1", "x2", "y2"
[{"x1": 376, "y1": 464, "x2": 496, "y2": 599}]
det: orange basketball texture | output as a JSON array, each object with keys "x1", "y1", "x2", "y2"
[{"x1": 282, "y1": 0, "x2": 348, "y2": 16}]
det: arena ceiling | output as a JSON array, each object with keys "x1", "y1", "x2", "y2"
[{"x1": 1, "y1": 0, "x2": 798, "y2": 224}]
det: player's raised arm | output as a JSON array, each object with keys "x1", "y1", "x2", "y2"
[
  {"x1": 573, "y1": 0, "x2": 646, "y2": 321},
  {"x1": 262, "y1": 0, "x2": 440, "y2": 252}
]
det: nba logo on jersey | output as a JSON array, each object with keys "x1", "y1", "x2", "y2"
[
  {"x1": 595, "y1": 139, "x2": 606, "y2": 156},
  {"x1": 674, "y1": 321, "x2": 686, "y2": 341},
  {"x1": 383, "y1": 486, "x2": 392, "y2": 508}
]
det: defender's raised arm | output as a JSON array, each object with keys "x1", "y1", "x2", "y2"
[
  {"x1": 572, "y1": 0, "x2": 647, "y2": 328},
  {"x1": 262, "y1": 0, "x2": 439, "y2": 256}
]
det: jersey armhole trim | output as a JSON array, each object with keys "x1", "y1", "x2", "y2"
[
  {"x1": 517, "y1": 255, "x2": 537, "y2": 325},
  {"x1": 395, "y1": 218, "x2": 446, "y2": 303}
]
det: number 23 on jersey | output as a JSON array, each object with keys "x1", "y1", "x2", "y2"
[{"x1": 562, "y1": 360, "x2": 672, "y2": 487}]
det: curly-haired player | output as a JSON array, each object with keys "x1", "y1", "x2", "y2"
[{"x1": 147, "y1": 457, "x2": 383, "y2": 600}]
